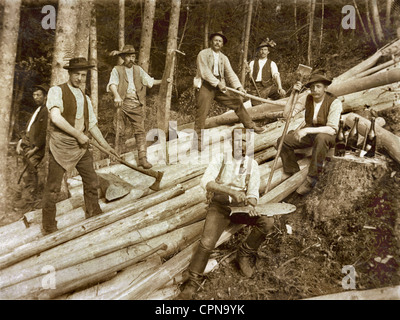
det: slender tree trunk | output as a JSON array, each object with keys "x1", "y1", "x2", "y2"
[
  {"x1": 386, "y1": 0, "x2": 393, "y2": 29},
  {"x1": 294, "y1": 0, "x2": 299, "y2": 55},
  {"x1": 240, "y1": 0, "x2": 254, "y2": 85},
  {"x1": 370, "y1": 0, "x2": 385, "y2": 42},
  {"x1": 239, "y1": 2, "x2": 248, "y2": 75},
  {"x1": 365, "y1": 0, "x2": 380, "y2": 48},
  {"x1": 138, "y1": 0, "x2": 156, "y2": 112},
  {"x1": 0, "y1": 0, "x2": 22, "y2": 216},
  {"x1": 319, "y1": 0, "x2": 324, "y2": 54},
  {"x1": 353, "y1": 0, "x2": 371, "y2": 40},
  {"x1": 156, "y1": 0, "x2": 181, "y2": 136},
  {"x1": 307, "y1": 0, "x2": 316, "y2": 66},
  {"x1": 204, "y1": 0, "x2": 211, "y2": 49}
]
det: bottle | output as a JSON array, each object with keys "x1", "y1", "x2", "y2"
[
  {"x1": 346, "y1": 117, "x2": 359, "y2": 152},
  {"x1": 334, "y1": 119, "x2": 346, "y2": 157},
  {"x1": 360, "y1": 117, "x2": 376, "y2": 158}
]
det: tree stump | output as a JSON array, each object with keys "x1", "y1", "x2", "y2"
[{"x1": 305, "y1": 153, "x2": 389, "y2": 224}]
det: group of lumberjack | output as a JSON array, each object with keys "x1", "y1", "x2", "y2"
[{"x1": 18, "y1": 29, "x2": 342, "y2": 292}]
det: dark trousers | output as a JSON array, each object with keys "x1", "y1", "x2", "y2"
[
  {"x1": 248, "y1": 82, "x2": 279, "y2": 105},
  {"x1": 188, "y1": 197, "x2": 274, "y2": 277},
  {"x1": 278, "y1": 131, "x2": 335, "y2": 178},
  {"x1": 194, "y1": 82, "x2": 255, "y2": 146},
  {"x1": 42, "y1": 149, "x2": 102, "y2": 230}
]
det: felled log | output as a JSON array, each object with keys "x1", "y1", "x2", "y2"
[
  {"x1": 57, "y1": 256, "x2": 163, "y2": 300},
  {"x1": 0, "y1": 220, "x2": 204, "y2": 300},
  {"x1": 0, "y1": 201, "x2": 207, "y2": 289},
  {"x1": 342, "y1": 113, "x2": 400, "y2": 165},
  {"x1": 304, "y1": 285, "x2": 400, "y2": 300},
  {"x1": 0, "y1": 184, "x2": 185, "y2": 268},
  {"x1": 305, "y1": 154, "x2": 389, "y2": 224},
  {"x1": 97, "y1": 173, "x2": 134, "y2": 201}
]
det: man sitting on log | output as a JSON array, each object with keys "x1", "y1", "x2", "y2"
[
  {"x1": 177, "y1": 128, "x2": 274, "y2": 299},
  {"x1": 278, "y1": 70, "x2": 342, "y2": 195},
  {"x1": 107, "y1": 44, "x2": 163, "y2": 169},
  {"x1": 193, "y1": 31, "x2": 267, "y2": 151},
  {"x1": 42, "y1": 57, "x2": 118, "y2": 235},
  {"x1": 246, "y1": 39, "x2": 286, "y2": 104}
]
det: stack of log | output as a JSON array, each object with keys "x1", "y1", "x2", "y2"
[{"x1": 1, "y1": 39, "x2": 400, "y2": 300}]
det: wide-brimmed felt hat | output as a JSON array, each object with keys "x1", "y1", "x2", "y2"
[
  {"x1": 113, "y1": 44, "x2": 136, "y2": 56},
  {"x1": 63, "y1": 57, "x2": 94, "y2": 70},
  {"x1": 33, "y1": 83, "x2": 50, "y2": 93},
  {"x1": 257, "y1": 38, "x2": 276, "y2": 50},
  {"x1": 209, "y1": 31, "x2": 228, "y2": 44},
  {"x1": 305, "y1": 73, "x2": 332, "y2": 88}
]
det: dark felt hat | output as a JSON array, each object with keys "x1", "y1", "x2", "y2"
[
  {"x1": 63, "y1": 57, "x2": 94, "y2": 70},
  {"x1": 33, "y1": 83, "x2": 50, "y2": 93},
  {"x1": 305, "y1": 73, "x2": 332, "y2": 88},
  {"x1": 116, "y1": 45, "x2": 136, "y2": 55},
  {"x1": 209, "y1": 31, "x2": 228, "y2": 44},
  {"x1": 257, "y1": 38, "x2": 276, "y2": 50}
]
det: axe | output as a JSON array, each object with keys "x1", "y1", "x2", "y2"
[
  {"x1": 225, "y1": 86, "x2": 282, "y2": 106},
  {"x1": 265, "y1": 64, "x2": 312, "y2": 194},
  {"x1": 90, "y1": 140, "x2": 164, "y2": 191}
]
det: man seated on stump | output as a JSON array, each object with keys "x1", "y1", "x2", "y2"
[
  {"x1": 42, "y1": 57, "x2": 118, "y2": 235},
  {"x1": 278, "y1": 70, "x2": 342, "y2": 195},
  {"x1": 177, "y1": 128, "x2": 274, "y2": 299}
]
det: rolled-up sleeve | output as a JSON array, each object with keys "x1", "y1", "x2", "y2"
[
  {"x1": 106, "y1": 67, "x2": 119, "y2": 92},
  {"x1": 86, "y1": 95, "x2": 98, "y2": 130},
  {"x1": 46, "y1": 86, "x2": 63, "y2": 113},
  {"x1": 326, "y1": 98, "x2": 342, "y2": 132},
  {"x1": 140, "y1": 67, "x2": 155, "y2": 88},
  {"x1": 246, "y1": 159, "x2": 260, "y2": 202}
]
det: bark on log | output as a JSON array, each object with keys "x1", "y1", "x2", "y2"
[
  {"x1": 304, "y1": 285, "x2": 400, "y2": 300},
  {"x1": 57, "y1": 256, "x2": 162, "y2": 300},
  {"x1": 0, "y1": 185, "x2": 185, "y2": 267},
  {"x1": 342, "y1": 113, "x2": 400, "y2": 165},
  {"x1": 0, "y1": 221, "x2": 204, "y2": 300}
]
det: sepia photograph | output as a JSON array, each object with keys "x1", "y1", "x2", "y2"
[{"x1": 0, "y1": 0, "x2": 399, "y2": 306}]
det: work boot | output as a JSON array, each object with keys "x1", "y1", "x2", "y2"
[
  {"x1": 176, "y1": 272, "x2": 203, "y2": 300},
  {"x1": 135, "y1": 134, "x2": 152, "y2": 169},
  {"x1": 296, "y1": 176, "x2": 317, "y2": 195},
  {"x1": 237, "y1": 242, "x2": 256, "y2": 278}
]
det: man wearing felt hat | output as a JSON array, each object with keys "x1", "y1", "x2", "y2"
[
  {"x1": 247, "y1": 39, "x2": 286, "y2": 104},
  {"x1": 15, "y1": 83, "x2": 49, "y2": 210},
  {"x1": 107, "y1": 44, "x2": 163, "y2": 169},
  {"x1": 41, "y1": 57, "x2": 118, "y2": 235},
  {"x1": 193, "y1": 31, "x2": 267, "y2": 151},
  {"x1": 278, "y1": 70, "x2": 342, "y2": 195}
]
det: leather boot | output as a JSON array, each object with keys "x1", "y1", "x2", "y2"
[
  {"x1": 176, "y1": 243, "x2": 211, "y2": 300},
  {"x1": 135, "y1": 134, "x2": 152, "y2": 169},
  {"x1": 237, "y1": 227, "x2": 266, "y2": 277}
]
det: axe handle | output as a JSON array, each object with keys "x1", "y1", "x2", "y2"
[
  {"x1": 90, "y1": 140, "x2": 161, "y2": 180},
  {"x1": 225, "y1": 87, "x2": 282, "y2": 106}
]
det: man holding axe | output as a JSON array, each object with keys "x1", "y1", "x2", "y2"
[
  {"x1": 193, "y1": 31, "x2": 267, "y2": 151},
  {"x1": 42, "y1": 57, "x2": 119, "y2": 235},
  {"x1": 177, "y1": 128, "x2": 275, "y2": 299},
  {"x1": 277, "y1": 69, "x2": 342, "y2": 195}
]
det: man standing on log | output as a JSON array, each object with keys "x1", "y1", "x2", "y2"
[
  {"x1": 15, "y1": 84, "x2": 49, "y2": 210},
  {"x1": 107, "y1": 45, "x2": 163, "y2": 169},
  {"x1": 193, "y1": 31, "x2": 267, "y2": 151},
  {"x1": 42, "y1": 57, "x2": 118, "y2": 235},
  {"x1": 279, "y1": 70, "x2": 342, "y2": 195},
  {"x1": 247, "y1": 39, "x2": 286, "y2": 104},
  {"x1": 177, "y1": 128, "x2": 274, "y2": 299}
]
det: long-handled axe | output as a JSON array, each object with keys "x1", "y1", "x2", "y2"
[
  {"x1": 90, "y1": 140, "x2": 164, "y2": 191},
  {"x1": 265, "y1": 64, "x2": 312, "y2": 194},
  {"x1": 225, "y1": 86, "x2": 283, "y2": 106}
]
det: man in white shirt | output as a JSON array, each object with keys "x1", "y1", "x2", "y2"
[
  {"x1": 42, "y1": 57, "x2": 118, "y2": 235},
  {"x1": 279, "y1": 70, "x2": 342, "y2": 195},
  {"x1": 177, "y1": 128, "x2": 274, "y2": 299},
  {"x1": 247, "y1": 40, "x2": 286, "y2": 104},
  {"x1": 107, "y1": 45, "x2": 163, "y2": 169}
]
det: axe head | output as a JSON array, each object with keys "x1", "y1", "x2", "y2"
[{"x1": 296, "y1": 64, "x2": 312, "y2": 80}]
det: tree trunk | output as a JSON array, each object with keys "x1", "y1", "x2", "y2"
[
  {"x1": 0, "y1": 0, "x2": 21, "y2": 217},
  {"x1": 204, "y1": 0, "x2": 211, "y2": 49},
  {"x1": 138, "y1": 0, "x2": 156, "y2": 73},
  {"x1": 386, "y1": 0, "x2": 394, "y2": 29},
  {"x1": 294, "y1": 0, "x2": 299, "y2": 55},
  {"x1": 307, "y1": 0, "x2": 316, "y2": 66},
  {"x1": 353, "y1": 0, "x2": 376, "y2": 43},
  {"x1": 365, "y1": 0, "x2": 380, "y2": 48},
  {"x1": 305, "y1": 285, "x2": 400, "y2": 300},
  {"x1": 370, "y1": 0, "x2": 385, "y2": 42},
  {"x1": 118, "y1": 0, "x2": 125, "y2": 65},
  {"x1": 240, "y1": 0, "x2": 253, "y2": 85},
  {"x1": 319, "y1": 0, "x2": 324, "y2": 52},
  {"x1": 156, "y1": 0, "x2": 181, "y2": 136}
]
